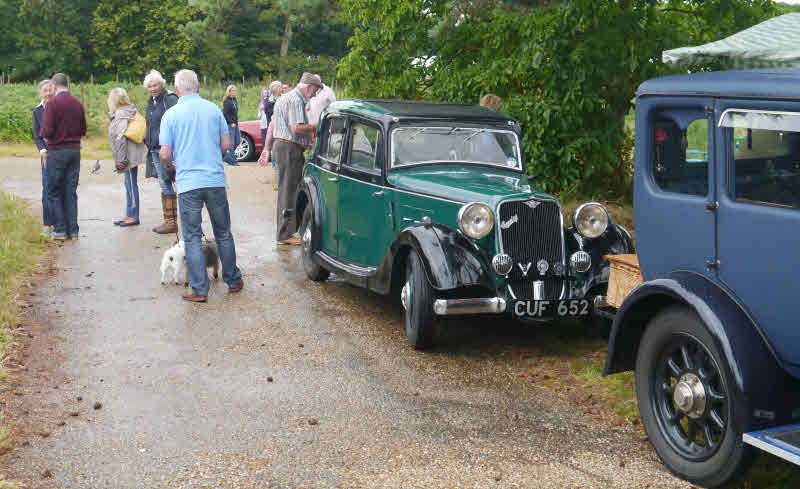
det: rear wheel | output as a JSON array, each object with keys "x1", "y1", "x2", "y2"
[
  {"x1": 635, "y1": 306, "x2": 755, "y2": 488},
  {"x1": 401, "y1": 249, "x2": 436, "y2": 350},
  {"x1": 300, "y1": 205, "x2": 329, "y2": 282},
  {"x1": 236, "y1": 134, "x2": 254, "y2": 161}
]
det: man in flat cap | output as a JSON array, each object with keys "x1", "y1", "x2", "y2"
[{"x1": 265, "y1": 72, "x2": 322, "y2": 245}]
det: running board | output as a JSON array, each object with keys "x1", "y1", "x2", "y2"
[{"x1": 744, "y1": 424, "x2": 800, "y2": 465}]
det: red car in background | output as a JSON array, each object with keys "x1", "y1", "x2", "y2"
[{"x1": 235, "y1": 120, "x2": 264, "y2": 162}]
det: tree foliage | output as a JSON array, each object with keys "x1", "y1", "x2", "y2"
[
  {"x1": 339, "y1": 0, "x2": 782, "y2": 197},
  {"x1": 0, "y1": 0, "x2": 352, "y2": 83}
]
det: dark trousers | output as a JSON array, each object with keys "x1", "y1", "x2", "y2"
[
  {"x1": 47, "y1": 148, "x2": 80, "y2": 236},
  {"x1": 41, "y1": 156, "x2": 52, "y2": 226},
  {"x1": 178, "y1": 187, "x2": 242, "y2": 296},
  {"x1": 274, "y1": 140, "x2": 304, "y2": 241}
]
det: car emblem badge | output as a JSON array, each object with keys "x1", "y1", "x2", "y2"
[
  {"x1": 524, "y1": 200, "x2": 541, "y2": 209},
  {"x1": 537, "y1": 259, "x2": 549, "y2": 276},
  {"x1": 517, "y1": 262, "x2": 532, "y2": 276},
  {"x1": 500, "y1": 214, "x2": 518, "y2": 230}
]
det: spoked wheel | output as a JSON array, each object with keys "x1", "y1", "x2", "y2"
[
  {"x1": 300, "y1": 205, "x2": 329, "y2": 282},
  {"x1": 236, "y1": 134, "x2": 254, "y2": 161},
  {"x1": 401, "y1": 249, "x2": 436, "y2": 350},
  {"x1": 636, "y1": 306, "x2": 755, "y2": 488}
]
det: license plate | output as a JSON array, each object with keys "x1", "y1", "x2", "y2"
[{"x1": 513, "y1": 299, "x2": 591, "y2": 318}]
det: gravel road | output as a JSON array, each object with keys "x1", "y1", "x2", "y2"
[{"x1": 0, "y1": 156, "x2": 691, "y2": 488}]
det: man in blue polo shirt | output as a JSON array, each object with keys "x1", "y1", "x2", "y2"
[{"x1": 159, "y1": 69, "x2": 243, "y2": 302}]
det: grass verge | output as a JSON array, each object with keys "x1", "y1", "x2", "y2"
[
  {"x1": 0, "y1": 135, "x2": 112, "y2": 160},
  {"x1": 0, "y1": 191, "x2": 47, "y2": 488}
]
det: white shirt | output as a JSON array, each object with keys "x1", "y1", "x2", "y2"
[{"x1": 306, "y1": 85, "x2": 336, "y2": 126}]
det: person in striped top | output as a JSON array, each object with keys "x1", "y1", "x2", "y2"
[{"x1": 266, "y1": 72, "x2": 323, "y2": 245}]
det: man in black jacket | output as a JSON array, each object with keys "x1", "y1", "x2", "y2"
[
  {"x1": 32, "y1": 79, "x2": 53, "y2": 236},
  {"x1": 143, "y1": 69, "x2": 179, "y2": 234}
]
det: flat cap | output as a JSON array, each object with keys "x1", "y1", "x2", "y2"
[{"x1": 300, "y1": 72, "x2": 323, "y2": 89}]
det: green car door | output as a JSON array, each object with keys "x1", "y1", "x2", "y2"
[
  {"x1": 312, "y1": 114, "x2": 349, "y2": 256},
  {"x1": 337, "y1": 120, "x2": 394, "y2": 267}
]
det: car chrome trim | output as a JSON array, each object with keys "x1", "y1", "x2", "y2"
[
  {"x1": 314, "y1": 250, "x2": 377, "y2": 277},
  {"x1": 495, "y1": 197, "x2": 567, "y2": 300},
  {"x1": 388, "y1": 126, "x2": 523, "y2": 171},
  {"x1": 433, "y1": 297, "x2": 506, "y2": 315},
  {"x1": 717, "y1": 108, "x2": 800, "y2": 127}
]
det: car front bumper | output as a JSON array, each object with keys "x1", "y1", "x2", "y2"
[{"x1": 432, "y1": 295, "x2": 609, "y2": 318}]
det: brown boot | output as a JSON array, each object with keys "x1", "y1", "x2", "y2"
[{"x1": 152, "y1": 193, "x2": 178, "y2": 234}]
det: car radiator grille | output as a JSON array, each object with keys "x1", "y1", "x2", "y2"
[{"x1": 498, "y1": 199, "x2": 564, "y2": 300}]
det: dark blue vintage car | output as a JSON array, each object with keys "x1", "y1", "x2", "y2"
[{"x1": 604, "y1": 69, "x2": 800, "y2": 487}]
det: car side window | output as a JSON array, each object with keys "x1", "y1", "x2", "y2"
[
  {"x1": 347, "y1": 122, "x2": 382, "y2": 172},
  {"x1": 720, "y1": 110, "x2": 800, "y2": 209},
  {"x1": 319, "y1": 116, "x2": 347, "y2": 164},
  {"x1": 652, "y1": 114, "x2": 709, "y2": 197}
]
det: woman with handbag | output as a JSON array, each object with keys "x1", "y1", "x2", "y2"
[{"x1": 107, "y1": 87, "x2": 148, "y2": 227}]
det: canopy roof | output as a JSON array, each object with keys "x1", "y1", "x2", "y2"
[{"x1": 663, "y1": 13, "x2": 800, "y2": 69}]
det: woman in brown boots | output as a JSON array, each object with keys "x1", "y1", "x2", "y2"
[{"x1": 143, "y1": 69, "x2": 179, "y2": 234}]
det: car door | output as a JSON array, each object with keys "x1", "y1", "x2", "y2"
[
  {"x1": 715, "y1": 100, "x2": 800, "y2": 365},
  {"x1": 311, "y1": 114, "x2": 348, "y2": 257},
  {"x1": 634, "y1": 98, "x2": 717, "y2": 280},
  {"x1": 337, "y1": 120, "x2": 392, "y2": 267}
]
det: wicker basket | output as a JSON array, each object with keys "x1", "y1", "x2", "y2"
[{"x1": 604, "y1": 254, "x2": 643, "y2": 309}]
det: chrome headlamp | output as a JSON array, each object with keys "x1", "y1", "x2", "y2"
[
  {"x1": 573, "y1": 202, "x2": 609, "y2": 239},
  {"x1": 457, "y1": 202, "x2": 494, "y2": 239}
]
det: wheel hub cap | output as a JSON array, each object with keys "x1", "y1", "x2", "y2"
[
  {"x1": 401, "y1": 281, "x2": 410, "y2": 311},
  {"x1": 302, "y1": 227, "x2": 311, "y2": 249},
  {"x1": 673, "y1": 373, "x2": 706, "y2": 419}
]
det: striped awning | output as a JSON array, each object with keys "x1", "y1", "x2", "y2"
[{"x1": 663, "y1": 13, "x2": 800, "y2": 69}]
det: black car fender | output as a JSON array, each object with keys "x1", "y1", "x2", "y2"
[
  {"x1": 604, "y1": 270, "x2": 800, "y2": 430},
  {"x1": 567, "y1": 223, "x2": 635, "y2": 296},
  {"x1": 371, "y1": 223, "x2": 495, "y2": 295},
  {"x1": 295, "y1": 177, "x2": 321, "y2": 249}
]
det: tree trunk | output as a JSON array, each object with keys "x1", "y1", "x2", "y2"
[{"x1": 279, "y1": 15, "x2": 293, "y2": 81}]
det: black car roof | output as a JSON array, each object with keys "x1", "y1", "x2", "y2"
[
  {"x1": 637, "y1": 69, "x2": 800, "y2": 100},
  {"x1": 330, "y1": 99, "x2": 517, "y2": 122}
]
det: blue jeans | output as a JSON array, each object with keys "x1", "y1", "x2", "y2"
[
  {"x1": 123, "y1": 166, "x2": 139, "y2": 219},
  {"x1": 178, "y1": 187, "x2": 242, "y2": 295},
  {"x1": 41, "y1": 156, "x2": 52, "y2": 226},
  {"x1": 151, "y1": 150, "x2": 175, "y2": 195},
  {"x1": 224, "y1": 125, "x2": 241, "y2": 165},
  {"x1": 47, "y1": 148, "x2": 80, "y2": 236}
]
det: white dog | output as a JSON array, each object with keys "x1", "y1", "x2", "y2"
[{"x1": 160, "y1": 240, "x2": 186, "y2": 285}]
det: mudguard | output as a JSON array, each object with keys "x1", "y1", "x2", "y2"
[
  {"x1": 295, "y1": 177, "x2": 321, "y2": 249},
  {"x1": 604, "y1": 270, "x2": 800, "y2": 431},
  {"x1": 371, "y1": 223, "x2": 495, "y2": 295},
  {"x1": 567, "y1": 223, "x2": 635, "y2": 297}
]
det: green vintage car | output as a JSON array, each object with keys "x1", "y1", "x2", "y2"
[{"x1": 294, "y1": 100, "x2": 634, "y2": 349}]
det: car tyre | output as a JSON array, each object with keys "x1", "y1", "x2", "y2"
[
  {"x1": 236, "y1": 134, "x2": 255, "y2": 162},
  {"x1": 300, "y1": 205, "x2": 329, "y2": 282},
  {"x1": 635, "y1": 306, "x2": 755, "y2": 488},
  {"x1": 402, "y1": 249, "x2": 436, "y2": 350}
]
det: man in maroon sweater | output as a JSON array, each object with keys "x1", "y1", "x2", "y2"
[{"x1": 40, "y1": 73, "x2": 86, "y2": 240}]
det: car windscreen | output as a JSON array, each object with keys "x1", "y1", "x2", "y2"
[{"x1": 391, "y1": 126, "x2": 521, "y2": 170}]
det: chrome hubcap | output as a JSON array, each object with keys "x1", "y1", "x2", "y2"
[
  {"x1": 401, "y1": 281, "x2": 410, "y2": 311},
  {"x1": 302, "y1": 226, "x2": 311, "y2": 250},
  {"x1": 673, "y1": 373, "x2": 706, "y2": 419},
  {"x1": 235, "y1": 139, "x2": 249, "y2": 159}
]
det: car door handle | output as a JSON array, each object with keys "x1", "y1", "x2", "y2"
[
  {"x1": 372, "y1": 191, "x2": 384, "y2": 197},
  {"x1": 328, "y1": 177, "x2": 338, "y2": 182}
]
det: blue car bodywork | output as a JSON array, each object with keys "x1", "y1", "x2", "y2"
[{"x1": 604, "y1": 69, "x2": 800, "y2": 486}]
